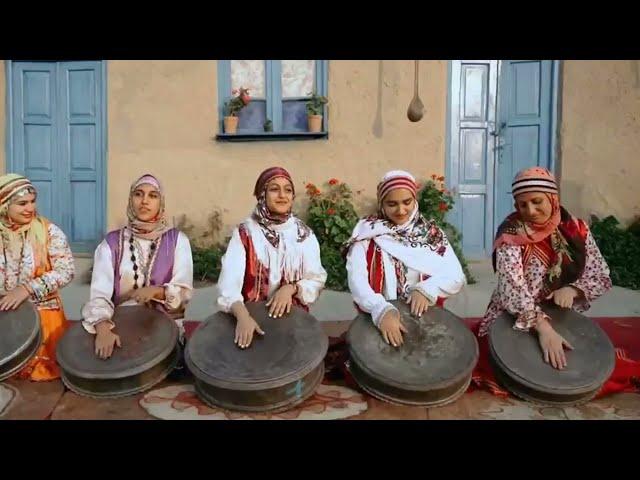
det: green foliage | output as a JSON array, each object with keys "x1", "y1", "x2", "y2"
[
  {"x1": 417, "y1": 175, "x2": 476, "y2": 284},
  {"x1": 590, "y1": 215, "x2": 640, "y2": 290},
  {"x1": 304, "y1": 178, "x2": 359, "y2": 290},
  {"x1": 305, "y1": 91, "x2": 328, "y2": 116}
]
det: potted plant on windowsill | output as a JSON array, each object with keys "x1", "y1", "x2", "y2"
[
  {"x1": 223, "y1": 87, "x2": 251, "y2": 134},
  {"x1": 306, "y1": 91, "x2": 328, "y2": 133}
]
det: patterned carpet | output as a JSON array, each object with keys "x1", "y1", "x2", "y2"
[{"x1": 139, "y1": 382, "x2": 368, "y2": 420}]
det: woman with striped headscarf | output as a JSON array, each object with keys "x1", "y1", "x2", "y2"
[
  {"x1": 81, "y1": 174, "x2": 194, "y2": 371},
  {"x1": 217, "y1": 166, "x2": 327, "y2": 349},
  {"x1": 478, "y1": 167, "x2": 612, "y2": 370},
  {"x1": 345, "y1": 170, "x2": 466, "y2": 348},
  {"x1": 0, "y1": 173, "x2": 75, "y2": 381}
]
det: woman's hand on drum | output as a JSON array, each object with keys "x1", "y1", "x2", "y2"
[
  {"x1": 379, "y1": 309, "x2": 408, "y2": 347},
  {"x1": 94, "y1": 321, "x2": 121, "y2": 360},
  {"x1": 535, "y1": 319, "x2": 574, "y2": 369},
  {"x1": 546, "y1": 286, "x2": 580, "y2": 309},
  {"x1": 235, "y1": 313, "x2": 265, "y2": 349},
  {"x1": 0, "y1": 285, "x2": 31, "y2": 311},
  {"x1": 266, "y1": 284, "x2": 297, "y2": 318},
  {"x1": 125, "y1": 286, "x2": 165, "y2": 306},
  {"x1": 407, "y1": 290, "x2": 430, "y2": 317}
]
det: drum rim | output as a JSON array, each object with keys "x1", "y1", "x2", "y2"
[
  {"x1": 0, "y1": 302, "x2": 41, "y2": 367},
  {"x1": 349, "y1": 358, "x2": 473, "y2": 407},
  {"x1": 60, "y1": 344, "x2": 180, "y2": 399},
  {"x1": 488, "y1": 351, "x2": 601, "y2": 406},
  {"x1": 192, "y1": 362, "x2": 325, "y2": 412},
  {"x1": 0, "y1": 327, "x2": 42, "y2": 381},
  {"x1": 57, "y1": 307, "x2": 179, "y2": 380},
  {"x1": 488, "y1": 312, "x2": 616, "y2": 395},
  {"x1": 185, "y1": 307, "x2": 328, "y2": 389},
  {"x1": 347, "y1": 306, "x2": 479, "y2": 391}
]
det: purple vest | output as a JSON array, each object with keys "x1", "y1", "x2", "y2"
[{"x1": 105, "y1": 228, "x2": 180, "y2": 313}]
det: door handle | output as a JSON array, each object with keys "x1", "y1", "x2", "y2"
[{"x1": 490, "y1": 122, "x2": 507, "y2": 136}]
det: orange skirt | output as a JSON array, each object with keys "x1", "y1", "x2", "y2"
[{"x1": 16, "y1": 307, "x2": 69, "y2": 382}]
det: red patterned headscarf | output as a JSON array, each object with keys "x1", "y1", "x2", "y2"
[
  {"x1": 251, "y1": 167, "x2": 298, "y2": 248},
  {"x1": 493, "y1": 167, "x2": 561, "y2": 250}
]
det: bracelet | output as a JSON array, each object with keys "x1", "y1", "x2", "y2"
[{"x1": 514, "y1": 310, "x2": 550, "y2": 332}]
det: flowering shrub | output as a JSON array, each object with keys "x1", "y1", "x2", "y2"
[
  {"x1": 305, "y1": 178, "x2": 359, "y2": 290},
  {"x1": 417, "y1": 174, "x2": 475, "y2": 284},
  {"x1": 224, "y1": 87, "x2": 251, "y2": 117}
]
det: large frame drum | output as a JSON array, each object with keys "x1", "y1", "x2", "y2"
[
  {"x1": 0, "y1": 302, "x2": 41, "y2": 381},
  {"x1": 347, "y1": 300, "x2": 479, "y2": 407},
  {"x1": 488, "y1": 304, "x2": 615, "y2": 406},
  {"x1": 185, "y1": 302, "x2": 328, "y2": 413},
  {"x1": 57, "y1": 305, "x2": 179, "y2": 398}
]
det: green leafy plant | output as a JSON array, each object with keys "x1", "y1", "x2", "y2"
[
  {"x1": 304, "y1": 178, "x2": 359, "y2": 290},
  {"x1": 224, "y1": 87, "x2": 251, "y2": 117},
  {"x1": 191, "y1": 246, "x2": 225, "y2": 283},
  {"x1": 417, "y1": 174, "x2": 475, "y2": 284},
  {"x1": 589, "y1": 215, "x2": 640, "y2": 290},
  {"x1": 305, "y1": 91, "x2": 328, "y2": 116}
]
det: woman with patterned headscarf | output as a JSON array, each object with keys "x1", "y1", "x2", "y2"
[
  {"x1": 345, "y1": 170, "x2": 466, "y2": 348},
  {"x1": 82, "y1": 174, "x2": 193, "y2": 373},
  {"x1": 0, "y1": 173, "x2": 75, "y2": 381},
  {"x1": 217, "y1": 166, "x2": 327, "y2": 349},
  {"x1": 478, "y1": 167, "x2": 612, "y2": 370}
]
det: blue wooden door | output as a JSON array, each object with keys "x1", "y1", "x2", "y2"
[
  {"x1": 8, "y1": 61, "x2": 105, "y2": 252},
  {"x1": 494, "y1": 60, "x2": 554, "y2": 226},
  {"x1": 447, "y1": 61, "x2": 499, "y2": 259},
  {"x1": 447, "y1": 60, "x2": 556, "y2": 259},
  {"x1": 10, "y1": 62, "x2": 59, "y2": 223}
]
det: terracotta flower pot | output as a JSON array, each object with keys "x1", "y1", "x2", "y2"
[
  {"x1": 308, "y1": 115, "x2": 323, "y2": 133},
  {"x1": 224, "y1": 116, "x2": 239, "y2": 134}
]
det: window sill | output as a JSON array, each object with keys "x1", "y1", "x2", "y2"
[{"x1": 215, "y1": 131, "x2": 328, "y2": 142}]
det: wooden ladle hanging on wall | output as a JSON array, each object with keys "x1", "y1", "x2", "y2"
[{"x1": 407, "y1": 60, "x2": 424, "y2": 122}]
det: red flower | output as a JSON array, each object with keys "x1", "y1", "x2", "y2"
[
  {"x1": 306, "y1": 183, "x2": 321, "y2": 197},
  {"x1": 438, "y1": 202, "x2": 448, "y2": 212},
  {"x1": 328, "y1": 178, "x2": 340, "y2": 186},
  {"x1": 327, "y1": 208, "x2": 336, "y2": 215},
  {"x1": 438, "y1": 175, "x2": 445, "y2": 182},
  {"x1": 431, "y1": 174, "x2": 437, "y2": 180}
]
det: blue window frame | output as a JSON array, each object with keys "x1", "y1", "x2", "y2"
[{"x1": 217, "y1": 60, "x2": 328, "y2": 137}]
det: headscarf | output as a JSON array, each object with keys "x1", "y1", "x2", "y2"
[
  {"x1": 127, "y1": 174, "x2": 171, "y2": 241},
  {"x1": 0, "y1": 173, "x2": 49, "y2": 270},
  {"x1": 492, "y1": 166, "x2": 588, "y2": 297},
  {"x1": 251, "y1": 167, "x2": 301, "y2": 248},
  {"x1": 345, "y1": 170, "x2": 451, "y2": 276}
]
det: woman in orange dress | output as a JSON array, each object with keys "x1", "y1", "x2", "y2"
[{"x1": 0, "y1": 173, "x2": 74, "y2": 381}]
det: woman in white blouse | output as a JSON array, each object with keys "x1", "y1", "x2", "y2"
[
  {"x1": 345, "y1": 170, "x2": 465, "y2": 348},
  {"x1": 82, "y1": 174, "x2": 193, "y2": 369},
  {"x1": 217, "y1": 166, "x2": 327, "y2": 349}
]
